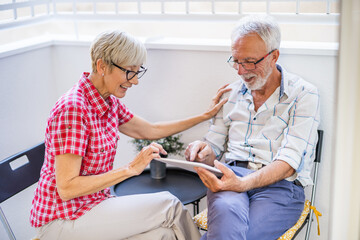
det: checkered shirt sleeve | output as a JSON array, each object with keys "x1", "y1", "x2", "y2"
[{"x1": 30, "y1": 73, "x2": 134, "y2": 227}]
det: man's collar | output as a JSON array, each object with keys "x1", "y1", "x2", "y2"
[
  {"x1": 276, "y1": 64, "x2": 290, "y2": 98},
  {"x1": 80, "y1": 72, "x2": 110, "y2": 118},
  {"x1": 240, "y1": 83, "x2": 248, "y2": 95}
]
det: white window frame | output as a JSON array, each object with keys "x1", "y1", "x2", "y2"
[{"x1": 0, "y1": 0, "x2": 340, "y2": 29}]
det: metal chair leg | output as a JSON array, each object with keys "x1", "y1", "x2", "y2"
[
  {"x1": 193, "y1": 200, "x2": 200, "y2": 215},
  {"x1": 305, "y1": 160, "x2": 320, "y2": 240},
  {"x1": 305, "y1": 210, "x2": 313, "y2": 240},
  {"x1": 0, "y1": 206, "x2": 16, "y2": 240}
]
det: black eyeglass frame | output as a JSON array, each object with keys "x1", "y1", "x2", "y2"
[
  {"x1": 112, "y1": 62, "x2": 147, "y2": 81},
  {"x1": 227, "y1": 49, "x2": 277, "y2": 71}
]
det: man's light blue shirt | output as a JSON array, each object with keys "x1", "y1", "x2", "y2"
[{"x1": 205, "y1": 65, "x2": 320, "y2": 187}]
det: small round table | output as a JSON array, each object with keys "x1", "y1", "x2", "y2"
[{"x1": 111, "y1": 168, "x2": 207, "y2": 215}]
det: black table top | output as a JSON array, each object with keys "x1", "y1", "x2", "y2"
[{"x1": 111, "y1": 168, "x2": 207, "y2": 205}]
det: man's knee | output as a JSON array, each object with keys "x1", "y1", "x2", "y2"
[
  {"x1": 208, "y1": 192, "x2": 249, "y2": 225},
  {"x1": 206, "y1": 192, "x2": 249, "y2": 239}
]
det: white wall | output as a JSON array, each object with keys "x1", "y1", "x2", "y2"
[
  {"x1": 0, "y1": 42, "x2": 336, "y2": 240},
  {"x1": 0, "y1": 47, "x2": 58, "y2": 240},
  {"x1": 0, "y1": 47, "x2": 57, "y2": 159}
]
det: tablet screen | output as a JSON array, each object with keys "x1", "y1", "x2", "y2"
[{"x1": 154, "y1": 158, "x2": 223, "y2": 177}]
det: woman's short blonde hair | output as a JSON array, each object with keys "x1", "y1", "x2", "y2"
[{"x1": 90, "y1": 30, "x2": 147, "y2": 73}]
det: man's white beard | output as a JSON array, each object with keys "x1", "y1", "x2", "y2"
[{"x1": 241, "y1": 66, "x2": 272, "y2": 91}]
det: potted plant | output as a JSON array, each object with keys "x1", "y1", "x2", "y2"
[{"x1": 131, "y1": 134, "x2": 185, "y2": 179}]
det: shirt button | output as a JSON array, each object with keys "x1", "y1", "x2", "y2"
[
  {"x1": 100, "y1": 149, "x2": 104, "y2": 152},
  {"x1": 253, "y1": 117, "x2": 256, "y2": 121},
  {"x1": 252, "y1": 154, "x2": 256, "y2": 157},
  {"x1": 67, "y1": 125, "x2": 72, "y2": 129}
]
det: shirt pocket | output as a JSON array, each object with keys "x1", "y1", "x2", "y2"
[
  {"x1": 84, "y1": 141, "x2": 116, "y2": 175},
  {"x1": 87, "y1": 128, "x2": 118, "y2": 154},
  {"x1": 88, "y1": 143, "x2": 113, "y2": 155},
  {"x1": 86, "y1": 134, "x2": 117, "y2": 163},
  {"x1": 261, "y1": 116, "x2": 289, "y2": 140}
]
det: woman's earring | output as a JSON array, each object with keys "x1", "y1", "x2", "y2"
[{"x1": 102, "y1": 73, "x2": 104, "y2": 77}]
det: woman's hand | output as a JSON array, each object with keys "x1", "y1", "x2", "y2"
[
  {"x1": 128, "y1": 142, "x2": 167, "y2": 176},
  {"x1": 203, "y1": 84, "x2": 231, "y2": 119},
  {"x1": 55, "y1": 143, "x2": 167, "y2": 201}
]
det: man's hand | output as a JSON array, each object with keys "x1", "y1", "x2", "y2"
[
  {"x1": 195, "y1": 160, "x2": 244, "y2": 193},
  {"x1": 196, "y1": 160, "x2": 297, "y2": 193},
  {"x1": 184, "y1": 140, "x2": 216, "y2": 166}
]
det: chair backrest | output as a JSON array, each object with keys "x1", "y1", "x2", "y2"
[
  {"x1": 0, "y1": 142, "x2": 45, "y2": 203},
  {"x1": 303, "y1": 129, "x2": 323, "y2": 240},
  {"x1": 289, "y1": 129, "x2": 324, "y2": 240},
  {"x1": 314, "y1": 130, "x2": 323, "y2": 163}
]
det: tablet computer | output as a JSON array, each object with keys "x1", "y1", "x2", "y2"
[{"x1": 154, "y1": 158, "x2": 223, "y2": 177}]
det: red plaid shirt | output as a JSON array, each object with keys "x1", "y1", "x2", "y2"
[{"x1": 30, "y1": 72, "x2": 133, "y2": 227}]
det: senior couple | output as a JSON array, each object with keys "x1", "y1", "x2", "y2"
[{"x1": 31, "y1": 15, "x2": 320, "y2": 240}]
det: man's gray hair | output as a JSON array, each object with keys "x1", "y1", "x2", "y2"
[{"x1": 231, "y1": 15, "x2": 281, "y2": 51}]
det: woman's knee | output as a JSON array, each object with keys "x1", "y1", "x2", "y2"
[{"x1": 154, "y1": 191, "x2": 182, "y2": 209}]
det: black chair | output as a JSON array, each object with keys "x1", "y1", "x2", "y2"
[
  {"x1": 302, "y1": 129, "x2": 324, "y2": 239},
  {"x1": 0, "y1": 142, "x2": 45, "y2": 240}
]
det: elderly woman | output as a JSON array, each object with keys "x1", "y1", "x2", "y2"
[{"x1": 29, "y1": 30, "x2": 228, "y2": 240}]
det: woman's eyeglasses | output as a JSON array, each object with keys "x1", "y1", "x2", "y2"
[{"x1": 112, "y1": 62, "x2": 147, "y2": 81}]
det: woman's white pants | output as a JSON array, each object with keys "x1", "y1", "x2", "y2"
[{"x1": 35, "y1": 191, "x2": 201, "y2": 240}]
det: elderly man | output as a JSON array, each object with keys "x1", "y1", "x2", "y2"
[{"x1": 185, "y1": 15, "x2": 320, "y2": 240}]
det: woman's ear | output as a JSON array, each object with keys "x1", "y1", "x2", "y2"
[{"x1": 96, "y1": 59, "x2": 106, "y2": 75}]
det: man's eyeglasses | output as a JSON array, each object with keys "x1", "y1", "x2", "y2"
[
  {"x1": 112, "y1": 62, "x2": 147, "y2": 81},
  {"x1": 227, "y1": 49, "x2": 277, "y2": 71}
]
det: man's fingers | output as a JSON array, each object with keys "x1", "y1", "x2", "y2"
[
  {"x1": 195, "y1": 168, "x2": 212, "y2": 186},
  {"x1": 214, "y1": 160, "x2": 233, "y2": 176},
  {"x1": 196, "y1": 167, "x2": 221, "y2": 192},
  {"x1": 185, "y1": 141, "x2": 202, "y2": 161},
  {"x1": 197, "y1": 144, "x2": 211, "y2": 161},
  {"x1": 184, "y1": 146, "x2": 190, "y2": 160},
  {"x1": 195, "y1": 168, "x2": 208, "y2": 187},
  {"x1": 185, "y1": 145, "x2": 194, "y2": 161},
  {"x1": 189, "y1": 144, "x2": 201, "y2": 161}
]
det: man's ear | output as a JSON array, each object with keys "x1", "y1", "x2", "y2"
[
  {"x1": 271, "y1": 49, "x2": 280, "y2": 67},
  {"x1": 96, "y1": 59, "x2": 106, "y2": 75}
]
